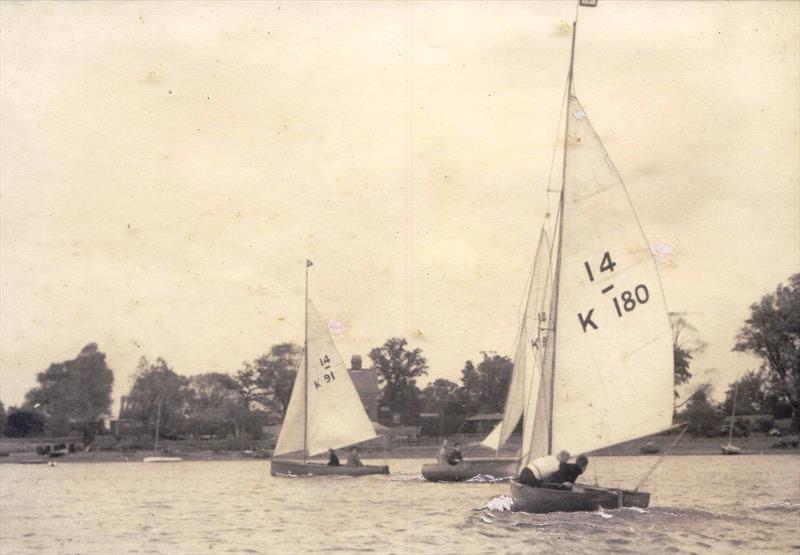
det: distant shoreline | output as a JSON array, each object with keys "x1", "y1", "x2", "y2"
[{"x1": 1, "y1": 434, "x2": 797, "y2": 464}]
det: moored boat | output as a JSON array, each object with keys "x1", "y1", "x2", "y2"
[
  {"x1": 721, "y1": 444, "x2": 742, "y2": 455},
  {"x1": 721, "y1": 383, "x2": 741, "y2": 455},
  {"x1": 639, "y1": 441, "x2": 660, "y2": 455},
  {"x1": 143, "y1": 456, "x2": 183, "y2": 463}
]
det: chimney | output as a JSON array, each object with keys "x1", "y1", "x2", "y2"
[{"x1": 351, "y1": 354, "x2": 362, "y2": 370}]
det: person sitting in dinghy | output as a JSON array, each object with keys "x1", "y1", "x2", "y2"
[
  {"x1": 436, "y1": 439, "x2": 449, "y2": 464},
  {"x1": 327, "y1": 448, "x2": 340, "y2": 466},
  {"x1": 347, "y1": 446, "x2": 363, "y2": 468},
  {"x1": 446, "y1": 443, "x2": 463, "y2": 465},
  {"x1": 558, "y1": 454, "x2": 588, "y2": 485},
  {"x1": 517, "y1": 451, "x2": 587, "y2": 487}
]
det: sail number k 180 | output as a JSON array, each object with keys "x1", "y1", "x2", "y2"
[{"x1": 577, "y1": 251, "x2": 651, "y2": 333}]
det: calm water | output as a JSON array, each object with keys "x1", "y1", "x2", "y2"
[{"x1": 1, "y1": 456, "x2": 798, "y2": 554}]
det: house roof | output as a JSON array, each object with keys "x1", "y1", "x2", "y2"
[{"x1": 464, "y1": 413, "x2": 503, "y2": 422}]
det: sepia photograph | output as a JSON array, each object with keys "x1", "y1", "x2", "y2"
[{"x1": 1, "y1": 1, "x2": 798, "y2": 553}]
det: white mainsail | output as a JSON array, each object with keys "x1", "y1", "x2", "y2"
[
  {"x1": 274, "y1": 300, "x2": 377, "y2": 458},
  {"x1": 481, "y1": 228, "x2": 551, "y2": 452},
  {"x1": 541, "y1": 95, "x2": 673, "y2": 458}
]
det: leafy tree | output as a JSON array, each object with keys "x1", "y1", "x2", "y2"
[
  {"x1": 4, "y1": 409, "x2": 46, "y2": 438},
  {"x1": 421, "y1": 379, "x2": 464, "y2": 436},
  {"x1": 722, "y1": 370, "x2": 768, "y2": 416},
  {"x1": 734, "y1": 274, "x2": 800, "y2": 431},
  {"x1": 459, "y1": 352, "x2": 514, "y2": 414},
  {"x1": 124, "y1": 357, "x2": 190, "y2": 440},
  {"x1": 251, "y1": 343, "x2": 301, "y2": 416},
  {"x1": 670, "y1": 313, "x2": 706, "y2": 402},
  {"x1": 458, "y1": 360, "x2": 480, "y2": 415},
  {"x1": 678, "y1": 383, "x2": 722, "y2": 437},
  {"x1": 184, "y1": 373, "x2": 247, "y2": 438},
  {"x1": 0, "y1": 401, "x2": 6, "y2": 436},
  {"x1": 228, "y1": 365, "x2": 268, "y2": 410},
  {"x1": 24, "y1": 343, "x2": 114, "y2": 444},
  {"x1": 369, "y1": 338, "x2": 427, "y2": 425},
  {"x1": 228, "y1": 343, "x2": 301, "y2": 417}
]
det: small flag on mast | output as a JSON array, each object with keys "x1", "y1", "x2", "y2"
[
  {"x1": 306, "y1": 259, "x2": 313, "y2": 267},
  {"x1": 579, "y1": 0, "x2": 598, "y2": 6}
]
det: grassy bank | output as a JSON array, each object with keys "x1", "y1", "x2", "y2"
[{"x1": 1, "y1": 434, "x2": 797, "y2": 464}]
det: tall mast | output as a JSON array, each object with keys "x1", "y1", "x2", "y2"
[
  {"x1": 547, "y1": 17, "x2": 578, "y2": 455},
  {"x1": 728, "y1": 382, "x2": 738, "y2": 444},
  {"x1": 154, "y1": 398, "x2": 162, "y2": 451},
  {"x1": 303, "y1": 260, "x2": 310, "y2": 461}
]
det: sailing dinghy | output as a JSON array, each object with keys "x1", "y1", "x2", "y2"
[
  {"x1": 510, "y1": 5, "x2": 674, "y2": 513},
  {"x1": 271, "y1": 263, "x2": 389, "y2": 477},
  {"x1": 421, "y1": 229, "x2": 552, "y2": 482}
]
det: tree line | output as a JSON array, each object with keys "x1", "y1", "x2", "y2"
[
  {"x1": 0, "y1": 342, "x2": 304, "y2": 445},
  {"x1": 677, "y1": 273, "x2": 799, "y2": 436},
  {"x1": 1, "y1": 273, "x2": 797, "y2": 443}
]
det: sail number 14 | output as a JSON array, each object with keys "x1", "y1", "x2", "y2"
[{"x1": 579, "y1": 251, "x2": 650, "y2": 332}]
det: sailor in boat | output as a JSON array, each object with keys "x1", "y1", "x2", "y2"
[
  {"x1": 558, "y1": 454, "x2": 588, "y2": 485},
  {"x1": 327, "y1": 448, "x2": 340, "y2": 466},
  {"x1": 436, "y1": 439, "x2": 449, "y2": 464},
  {"x1": 446, "y1": 443, "x2": 463, "y2": 465},
  {"x1": 517, "y1": 451, "x2": 588, "y2": 488},
  {"x1": 347, "y1": 446, "x2": 364, "y2": 468}
]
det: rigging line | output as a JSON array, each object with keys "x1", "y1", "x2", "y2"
[
  {"x1": 303, "y1": 261, "x2": 309, "y2": 462},
  {"x1": 545, "y1": 2, "x2": 581, "y2": 220},
  {"x1": 544, "y1": 86, "x2": 568, "y2": 214},
  {"x1": 570, "y1": 1, "x2": 580, "y2": 96},
  {"x1": 634, "y1": 424, "x2": 689, "y2": 492}
]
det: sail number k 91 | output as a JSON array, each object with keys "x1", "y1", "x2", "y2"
[
  {"x1": 314, "y1": 355, "x2": 336, "y2": 389},
  {"x1": 577, "y1": 251, "x2": 651, "y2": 332}
]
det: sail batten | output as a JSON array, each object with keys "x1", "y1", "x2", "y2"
[{"x1": 274, "y1": 300, "x2": 377, "y2": 458}]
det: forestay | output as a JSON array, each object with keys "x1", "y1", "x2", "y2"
[
  {"x1": 549, "y1": 96, "x2": 673, "y2": 457},
  {"x1": 274, "y1": 300, "x2": 377, "y2": 458}
]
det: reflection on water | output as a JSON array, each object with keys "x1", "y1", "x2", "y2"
[{"x1": 1, "y1": 456, "x2": 798, "y2": 554}]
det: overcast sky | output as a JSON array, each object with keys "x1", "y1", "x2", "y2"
[{"x1": 1, "y1": 1, "x2": 798, "y2": 411}]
